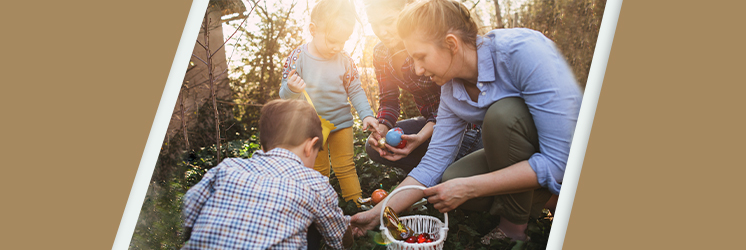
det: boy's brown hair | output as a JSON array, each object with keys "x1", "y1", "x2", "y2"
[{"x1": 259, "y1": 99, "x2": 323, "y2": 152}]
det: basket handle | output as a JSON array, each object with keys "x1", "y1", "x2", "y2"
[{"x1": 378, "y1": 185, "x2": 449, "y2": 231}]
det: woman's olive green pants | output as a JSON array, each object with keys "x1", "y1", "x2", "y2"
[{"x1": 441, "y1": 97, "x2": 553, "y2": 224}]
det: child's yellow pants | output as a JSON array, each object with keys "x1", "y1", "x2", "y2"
[{"x1": 313, "y1": 127, "x2": 362, "y2": 203}]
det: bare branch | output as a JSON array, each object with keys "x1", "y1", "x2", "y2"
[
  {"x1": 213, "y1": 68, "x2": 230, "y2": 81},
  {"x1": 180, "y1": 88, "x2": 190, "y2": 150},
  {"x1": 470, "y1": 0, "x2": 482, "y2": 11},
  {"x1": 217, "y1": 100, "x2": 264, "y2": 107},
  {"x1": 192, "y1": 54, "x2": 208, "y2": 65},
  {"x1": 212, "y1": 0, "x2": 260, "y2": 58},
  {"x1": 195, "y1": 39, "x2": 208, "y2": 50},
  {"x1": 201, "y1": 13, "x2": 222, "y2": 162}
]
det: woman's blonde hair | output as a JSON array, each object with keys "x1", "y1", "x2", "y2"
[
  {"x1": 311, "y1": 0, "x2": 358, "y2": 33},
  {"x1": 397, "y1": 0, "x2": 480, "y2": 49}
]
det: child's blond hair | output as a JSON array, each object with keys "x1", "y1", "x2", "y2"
[{"x1": 311, "y1": 0, "x2": 359, "y2": 33}]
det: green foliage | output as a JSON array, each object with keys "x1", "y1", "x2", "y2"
[
  {"x1": 132, "y1": 98, "x2": 249, "y2": 250},
  {"x1": 398, "y1": 90, "x2": 420, "y2": 120},
  {"x1": 129, "y1": 174, "x2": 186, "y2": 250},
  {"x1": 131, "y1": 136, "x2": 262, "y2": 250},
  {"x1": 229, "y1": 0, "x2": 304, "y2": 118},
  {"x1": 514, "y1": 0, "x2": 606, "y2": 88},
  {"x1": 183, "y1": 136, "x2": 261, "y2": 187}
]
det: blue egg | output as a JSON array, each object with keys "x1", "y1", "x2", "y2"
[{"x1": 386, "y1": 128, "x2": 403, "y2": 146}]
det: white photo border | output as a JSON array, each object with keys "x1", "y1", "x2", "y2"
[
  {"x1": 547, "y1": 0, "x2": 623, "y2": 249},
  {"x1": 111, "y1": 1, "x2": 209, "y2": 249}
]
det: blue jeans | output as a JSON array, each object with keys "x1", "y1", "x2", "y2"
[{"x1": 365, "y1": 116, "x2": 484, "y2": 173}]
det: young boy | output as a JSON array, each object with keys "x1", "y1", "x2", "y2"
[{"x1": 181, "y1": 99, "x2": 353, "y2": 249}]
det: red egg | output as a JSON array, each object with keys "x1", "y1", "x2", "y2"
[
  {"x1": 405, "y1": 236, "x2": 416, "y2": 243},
  {"x1": 371, "y1": 189, "x2": 388, "y2": 205}
]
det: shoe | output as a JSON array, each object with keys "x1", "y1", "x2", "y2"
[
  {"x1": 480, "y1": 227, "x2": 530, "y2": 246},
  {"x1": 511, "y1": 240, "x2": 527, "y2": 250}
]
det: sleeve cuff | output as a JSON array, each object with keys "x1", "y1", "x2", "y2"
[
  {"x1": 288, "y1": 87, "x2": 301, "y2": 94},
  {"x1": 358, "y1": 109, "x2": 375, "y2": 122},
  {"x1": 529, "y1": 156, "x2": 562, "y2": 195},
  {"x1": 378, "y1": 118, "x2": 395, "y2": 129},
  {"x1": 407, "y1": 169, "x2": 438, "y2": 187},
  {"x1": 426, "y1": 116, "x2": 437, "y2": 124},
  {"x1": 279, "y1": 84, "x2": 302, "y2": 100}
]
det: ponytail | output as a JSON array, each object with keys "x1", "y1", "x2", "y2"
[{"x1": 397, "y1": 0, "x2": 480, "y2": 49}]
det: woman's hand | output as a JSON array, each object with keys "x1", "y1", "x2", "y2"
[
  {"x1": 423, "y1": 178, "x2": 477, "y2": 213},
  {"x1": 287, "y1": 69, "x2": 306, "y2": 93},
  {"x1": 350, "y1": 209, "x2": 380, "y2": 237},
  {"x1": 380, "y1": 133, "x2": 425, "y2": 161}
]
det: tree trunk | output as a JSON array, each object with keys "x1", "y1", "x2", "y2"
[
  {"x1": 494, "y1": 0, "x2": 503, "y2": 28},
  {"x1": 180, "y1": 87, "x2": 190, "y2": 151},
  {"x1": 203, "y1": 13, "x2": 221, "y2": 163}
]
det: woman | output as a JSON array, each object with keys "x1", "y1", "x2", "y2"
[
  {"x1": 351, "y1": 0, "x2": 582, "y2": 246},
  {"x1": 362, "y1": 0, "x2": 482, "y2": 172}
]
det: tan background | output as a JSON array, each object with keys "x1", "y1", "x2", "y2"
[
  {"x1": 562, "y1": 0, "x2": 746, "y2": 249},
  {"x1": 1, "y1": 0, "x2": 744, "y2": 249}
]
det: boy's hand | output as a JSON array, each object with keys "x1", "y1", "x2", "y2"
[
  {"x1": 361, "y1": 116, "x2": 379, "y2": 133},
  {"x1": 350, "y1": 210, "x2": 380, "y2": 237},
  {"x1": 287, "y1": 69, "x2": 306, "y2": 93}
]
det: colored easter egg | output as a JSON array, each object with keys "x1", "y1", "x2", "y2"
[{"x1": 386, "y1": 127, "x2": 404, "y2": 147}]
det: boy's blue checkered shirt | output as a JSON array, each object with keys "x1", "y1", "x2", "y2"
[{"x1": 181, "y1": 148, "x2": 350, "y2": 249}]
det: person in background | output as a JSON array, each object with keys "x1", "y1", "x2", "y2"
[{"x1": 362, "y1": 0, "x2": 482, "y2": 173}]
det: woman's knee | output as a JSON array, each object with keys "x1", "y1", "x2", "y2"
[
  {"x1": 482, "y1": 97, "x2": 539, "y2": 167},
  {"x1": 484, "y1": 97, "x2": 532, "y2": 134},
  {"x1": 441, "y1": 149, "x2": 489, "y2": 182},
  {"x1": 441, "y1": 165, "x2": 460, "y2": 183}
]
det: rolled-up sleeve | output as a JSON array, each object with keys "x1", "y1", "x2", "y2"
[
  {"x1": 279, "y1": 50, "x2": 303, "y2": 100},
  {"x1": 373, "y1": 46, "x2": 401, "y2": 129},
  {"x1": 508, "y1": 32, "x2": 583, "y2": 195}
]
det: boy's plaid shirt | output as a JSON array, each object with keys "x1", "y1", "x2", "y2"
[
  {"x1": 373, "y1": 43, "x2": 442, "y2": 129},
  {"x1": 181, "y1": 148, "x2": 350, "y2": 249}
]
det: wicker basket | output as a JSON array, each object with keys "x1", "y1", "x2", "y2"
[{"x1": 379, "y1": 185, "x2": 449, "y2": 250}]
